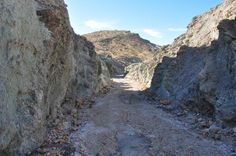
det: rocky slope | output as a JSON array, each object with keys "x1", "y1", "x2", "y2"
[
  {"x1": 84, "y1": 31, "x2": 160, "y2": 75},
  {"x1": 148, "y1": 0, "x2": 236, "y2": 123},
  {"x1": 0, "y1": 0, "x2": 110, "y2": 155},
  {"x1": 126, "y1": 0, "x2": 236, "y2": 88}
]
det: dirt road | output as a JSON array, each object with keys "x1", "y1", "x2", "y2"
[{"x1": 70, "y1": 78, "x2": 231, "y2": 156}]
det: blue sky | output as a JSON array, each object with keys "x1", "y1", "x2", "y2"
[{"x1": 65, "y1": 0, "x2": 222, "y2": 45}]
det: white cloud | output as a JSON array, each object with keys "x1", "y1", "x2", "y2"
[
  {"x1": 85, "y1": 20, "x2": 113, "y2": 30},
  {"x1": 168, "y1": 28, "x2": 187, "y2": 32},
  {"x1": 143, "y1": 29, "x2": 162, "y2": 38}
]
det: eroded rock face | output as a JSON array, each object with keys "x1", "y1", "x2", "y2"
[
  {"x1": 209, "y1": 20, "x2": 236, "y2": 122},
  {"x1": 163, "y1": 0, "x2": 236, "y2": 56},
  {"x1": 150, "y1": 0, "x2": 236, "y2": 123},
  {"x1": 0, "y1": 0, "x2": 111, "y2": 155},
  {"x1": 126, "y1": 0, "x2": 236, "y2": 89},
  {"x1": 125, "y1": 61, "x2": 157, "y2": 89},
  {"x1": 124, "y1": 46, "x2": 169, "y2": 88},
  {"x1": 0, "y1": 0, "x2": 50, "y2": 154},
  {"x1": 66, "y1": 35, "x2": 111, "y2": 102},
  {"x1": 36, "y1": 0, "x2": 75, "y2": 119}
]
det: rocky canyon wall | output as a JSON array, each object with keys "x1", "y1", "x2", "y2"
[
  {"x1": 0, "y1": 0, "x2": 110, "y2": 155},
  {"x1": 126, "y1": 0, "x2": 236, "y2": 89},
  {"x1": 149, "y1": 0, "x2": 236, "y2": 123}
]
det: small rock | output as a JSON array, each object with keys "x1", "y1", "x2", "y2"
[
  {"x1": 209, "y1": 124, "x2": 221, "y2": 134},
  {"x1": 72, "y1": 109, "x2": 77, "y2": 114},
  {"x1": 202, "y1": 129, "x2": 209, "y2": 137},
  {"x1": 199, "y1": 121, "x2": 209, "y2": 128},
  {"x1": 214, "y1": 133, "x2": 221, "y2": 140},
  {"x1": 233, "y1": 127, "x2": 236, "y2": 133},
  {"x1": 208, "y1": 120, "x2": 214, "y2": 126},
  {"x1": 230, "y1": 40, "x2": 236, "y2": 51},
  {"x1": 231, "y1": 148, "x2": 235, "y2": 152},
  {"x1": 177, "y1": 112, "x2": 185, "y2": 117},
  {"x1": 197, "y1": 118, "x2": 203, "y2": 122},
  {"x1": 63, "y1": 121, "x2": 71, "y2": 131},
  {"x1": 37, "y1": 148, "x2": 49, "y2": 154},
  {"x1": 160, "y1": 99, "x2": 171, "y2": 105}
]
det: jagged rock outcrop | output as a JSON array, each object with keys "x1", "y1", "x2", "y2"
[
  {"x1": 124, "y1": 61, "x2": 157, "y2": 89},
  {"x1": 126, "y1": 0, "x2": 236, "y2": 89},
  {"x1": 0, "y1": 0, "x2": 110, "y2": 155},
  {"x1": 124, "y1": 46, "x2": 170, "y2": 88},
  {"x1": 84, "y1": 31, "x2": 160, "y2": 75},
  {"x1": 164, "y1": 0, "x2": 236, "y2": 54},
  {"x1": 95, "y1": 56, "x2": 112, "y2": 93},
  {"x1": 65, "y1": 35, "x2": 111, "y2": 104},
  {"x1": 36, "y1": 0, "x2": 75, "y2": 120},
  {"x1": 124, "y1": 44, "x2": 171, "y2": 88},
  {"x1": 149, "y1": 0, "x2": 236, "y2": 123},
  {"x1": 98, "y1": 54, "x2": 124, "y2": 76}
]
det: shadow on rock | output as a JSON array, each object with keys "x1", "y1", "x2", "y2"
[{"x1": 148, "y1": 19, "x2": 236, "y2": 125}]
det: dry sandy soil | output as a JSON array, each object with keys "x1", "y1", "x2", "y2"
[{"x1": 70, "y1": 78, "x2": 232, "y2": 156}]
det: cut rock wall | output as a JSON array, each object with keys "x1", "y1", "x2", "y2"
[
  {"x1": 150, "y1": 0, "x2": 236, "y2": 123},
  {"x1": 0, "y1": 0, "x2": 111, "y2": 155}
]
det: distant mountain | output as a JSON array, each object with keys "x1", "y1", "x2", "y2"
[{"x1": 84, "y1": 31, "x2": 160, "y2": 75}]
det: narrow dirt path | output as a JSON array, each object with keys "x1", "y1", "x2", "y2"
[{"x1": 70, "y1": 78, "x2": 231, "y2": 156}]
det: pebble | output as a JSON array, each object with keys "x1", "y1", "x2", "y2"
[
  {"x1": 209, "y1": 124, "x2": 221, "y2": 133},
  {"x1": 199, "y1": 121, "x2": 208, "y2": 128},
  {"x1": 208, "y1": 120, "x2": 214, "y2": 126},
  {"x1": 63, "y1": 121, "x2": 71, "y2": 130},
  {"x1": 177, "y1": 112, "x2": 185, "y2": 117},
  {"x1": 55, "y1": 119, "x2": 60, "y2": 125},
  {"x1": 233, "y1": 127, "x2": 236, "y2": 133},
  {"x1": 202, "y1": 129, "x2": 209, "y2": 137},
  {"x1": 72, "y1": 109, "x2": 77, "y2": 114},
  {"x1": 160, "y1": 99, "x2": 171, "y2": 105},
  {"x1": 197, "y1": 118, "x2": 203, "y2": 122},
  {"x1": 214, "y1": 133, "x2": 221, "y2": 140}
]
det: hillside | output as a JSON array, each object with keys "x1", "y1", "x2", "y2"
[{"x1": 84, "y1": 31, "x2": 160, "y2": 75}]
